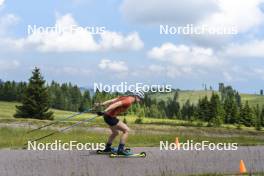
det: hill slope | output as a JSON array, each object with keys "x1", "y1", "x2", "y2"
[{"x1": 151, "y1": 90, "x2": 264, "y2": 107}]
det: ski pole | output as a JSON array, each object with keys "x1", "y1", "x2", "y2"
[
  {"x1": 27, "y1": 108, "x2": 94, "y2": 133},
  {"x1": 25, "y1": 115, "x2": 98, "y2": 145}
]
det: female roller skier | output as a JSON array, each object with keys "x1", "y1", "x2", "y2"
[{"x1": 95, "y1": 90, "x2": 144, "y2": 155}]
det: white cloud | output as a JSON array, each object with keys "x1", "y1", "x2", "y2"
[
  {"x1": 0, "y1": 14, "x2": 18, "y2": 27},
  {"x1": 7, "y1": 14, "x2": 144, "y2": 52},
  {"x1": 121, "y1": 0, "x2": 264, "y2": 47},
  {"x1": 99, "y1": 59, "x2": 128, "y2": 72},
  {"x1": 148, "y1": 43, "x2": 221, "y2": 67},
  {"x1": 194, "y1": 0, "x2": 264, "y2": 46},
  {"x1": 224, "y1": 40, "x2": 264, "y2": 58},
  {"x1": 26, "y1": 14, "x2": 98, "y2": 52},
  {"x1": 0, "y1": 14, "x2": 19, "y2": 35},
  {"x1": 0, "y1": 59, "x2": 20, "y2": 70},
  {"x1": 0, "y1": 0, "x2": 4, "y2": 6},
  {"x1": 120, "y1": 0, "x2": 218, "y2": 25},
  {"x1": 146, "y1": 43, "x2": 226, "y2": 78},
  {"x1": 121, "y1": 0, "x2": 264, "y2": 33},
  {"x1": 147, "y1": 41, "x2": 264, "y2": 80},
  {"x1": 200, "y1": 0, "x2": 264, "y2": 33},
  {"x1": 100, "y1": 31, "x2": 143, "y2": 51}
]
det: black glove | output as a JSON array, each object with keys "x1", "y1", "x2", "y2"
[{"x1": 96, "y1": 111, "x2": 105, "y2": 116}]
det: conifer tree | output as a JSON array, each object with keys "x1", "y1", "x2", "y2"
[
  {"x1": 261, "y1": 105, "x2": 264, "y2": 127},
  {"x1": 239, "y1": 101, "x2": 253, "y2": 127},
  {"x1": 254, "y1": 104, "x2": 262, "y2": 130},
  {"x1": 196, "y1": 96, "x2": 210, "y2": 121},
  {"x1": 223, "y1": 97, "x2": 238, "y2": 124},
  {"x1": 79, "y1": 90, "x2": 91, "y2": 112},
  {"x1": 14, "y1": 67, "x2": 53, "y2": 120},
  {"x1": 209, "y1": 93, "x2": 224, "y2": 126}
]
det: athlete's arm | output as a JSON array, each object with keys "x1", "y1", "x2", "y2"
[
  {"x1": 95, "y1": 98, "x2": 118, "y2": 107},
  {"x1": 104, "y1": 101, "x2": 123, "y2": 113}
]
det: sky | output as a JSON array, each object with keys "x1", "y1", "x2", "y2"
[{"x1": 0, "y1": 0, "x2": 264, "y2": 93}]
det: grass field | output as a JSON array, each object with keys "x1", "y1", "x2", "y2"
[
  {"x1": 2, "y1": 126, "x2": 264, "y2": 149},
  {"x1": 151, "y1": 90, "x2": 264, "y2": 107},
  {"x1": 1, "y1": 101, "x2": 264, "y2": 148}
]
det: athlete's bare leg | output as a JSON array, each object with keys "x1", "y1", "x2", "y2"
[
  {"x1": 106, "y1": 120, "x2": 130, "y2": 152},
  {"x1": 107, "y1": 126, "x2": 119, "y2": 144},
  {"x1": 114, "y1": 121, "x2": 130, "y2": 144}
]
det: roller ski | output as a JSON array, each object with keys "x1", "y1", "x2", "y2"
[
  {"x1": 96, "y1": 147, "x2": 131, "y2": 154},
  {"x1": 109, "y1": 149, "x2": 146, "y2": 158}
]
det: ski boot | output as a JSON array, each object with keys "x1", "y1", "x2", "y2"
[
  {"x1": 97, "y1": 147, "x2": 115, "y2": 154},
  {"x1": 117, "y1": 149, "x2": 133, "y2": 156}
]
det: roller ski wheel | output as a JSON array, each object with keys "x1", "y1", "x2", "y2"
[{"x1": 110, "y1": 152, "x2": 146, "y2": 158}]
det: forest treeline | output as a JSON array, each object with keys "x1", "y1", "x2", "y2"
[
  {"x1": 0, "y1": 79, "x2": 117, "y2": 112},
  {"x1": 0, "y1": 68, "x2": 263, "y2": 129}
]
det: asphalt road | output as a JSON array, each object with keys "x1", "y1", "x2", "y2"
[{"x1": 1, "y1": 146, "x2": 264, "y2": 176}]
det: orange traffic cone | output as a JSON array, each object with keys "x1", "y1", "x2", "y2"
[
  {"x1": 175, "y1": 137, "x2": 180, "y2": 149},
  {"x1": 239, "y1": 160, "x2": 247, "y2": 174}
]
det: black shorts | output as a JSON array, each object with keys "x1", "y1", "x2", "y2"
[{"x1": 103, "y1": 114, "x2": 119, "y2": 126}]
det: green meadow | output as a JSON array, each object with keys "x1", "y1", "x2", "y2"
[{"x1": 1, "y1": 100, "x2": 264, "y2": 149}]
